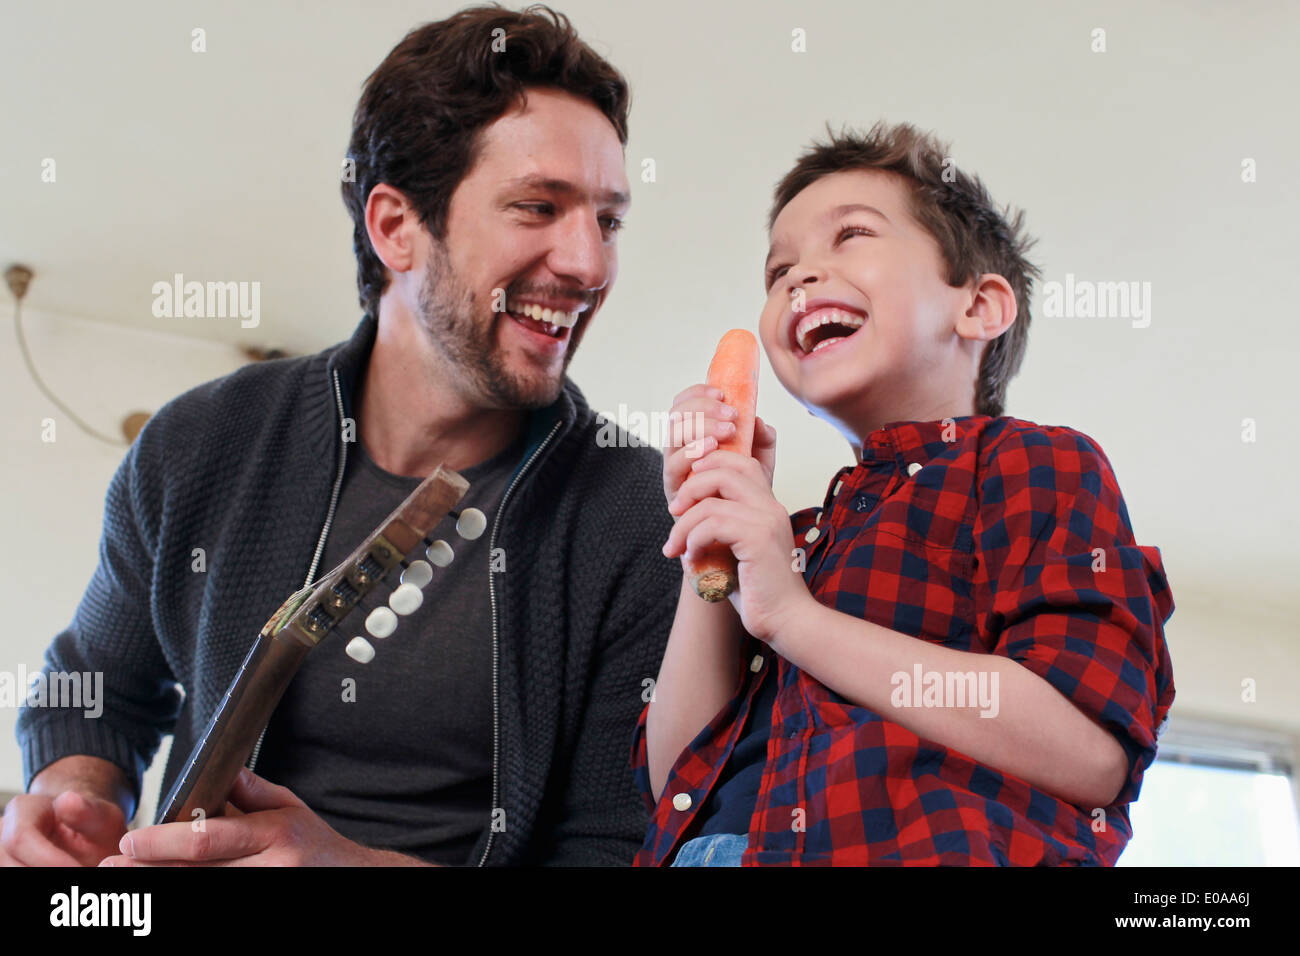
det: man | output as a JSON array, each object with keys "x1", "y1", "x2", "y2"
[{"x1": 4, "y1": 5, "x2": 678, "y2": 866}]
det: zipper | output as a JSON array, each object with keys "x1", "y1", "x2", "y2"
[
  {"x1": 246, "y1": 369, "x2": 349, "y2": 773},
  {"x1": 477, "y1": 417, "x2": 562, "y2": 866}
]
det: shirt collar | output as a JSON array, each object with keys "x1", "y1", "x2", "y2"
[{"x1": 857, "y1": 414, "x2": 993, "y2": 470}]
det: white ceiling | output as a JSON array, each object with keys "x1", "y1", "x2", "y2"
[{"x1": 2, "y1": 0, "x2": 1298, "y2": 636}]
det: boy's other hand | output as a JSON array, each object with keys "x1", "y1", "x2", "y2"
[{"x1": 664, "y1": 448, "x2": 814, "y2": 643}]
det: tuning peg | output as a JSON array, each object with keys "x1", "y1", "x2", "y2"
[
  {"x1": 401, "y1": 560, "x2": 433, "y2": 589},
  {"x1": 455, "y1": 507, "x2": 487, "y2": 541},
  {"x1": 389, "y1": 582, "x2": 423, "y2": 615},
  {"x1": 365, "y1": 606, "x2": 398, "y2": 638},
  {"x1": 345, "y1": 636, "x2": 375, "y2": 663},
  {"x1": 426, "y1": 540, "x2": 454, "y2": 567}
]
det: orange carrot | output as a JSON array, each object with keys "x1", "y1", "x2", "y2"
[{"x1": 684, "y1": 329, "x2": 760, "y2": 602}]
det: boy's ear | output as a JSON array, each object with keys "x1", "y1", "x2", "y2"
[{"x1": 956, "y1": 273, "x2": 1017, "y2": 343}]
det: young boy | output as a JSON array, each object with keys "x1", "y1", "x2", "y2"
[{"x1": 631, "y1": 121, "x2": 1175, "y2": 866}]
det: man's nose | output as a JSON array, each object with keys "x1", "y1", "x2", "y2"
[{"x1": 546, "y1": 211, "x2": 612, "y2": 291}]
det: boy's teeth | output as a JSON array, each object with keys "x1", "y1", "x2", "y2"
[{"x1": 794, "y1": 308, "x2": 867, "y2": 353}]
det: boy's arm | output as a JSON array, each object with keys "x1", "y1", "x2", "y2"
[
  {"x1": 771, "y1": 428, "x2": 1173, "y2": 810},
  {"x1": 767, "y1": 604, "x2": 1129, "y2": 808},
  {"x1": 644, "y1": 577, "x2": 747, "y2": 803},
  {"x1": 666, "y1": 430, "x2": 1174, "y2": 813}
]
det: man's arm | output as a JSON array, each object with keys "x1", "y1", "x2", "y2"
[
  {"x1": 30, "y1": 755, "x2": 134, "y2": 817},
  {"x1": 532, "y1": 483, "x2": 682, "y2": 866},
  {"x1": 11, "y1": 430, "x2": 184, "y2": 866}
]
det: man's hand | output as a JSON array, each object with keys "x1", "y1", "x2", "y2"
[
  {"x1": 1, "y1": 789, "x2": 128, "y2": 867},
  {"x1": 98, "y1": 768, "x2": 431, "y2": 867},
  {"x1": 663, "y1": 447, "x2": 815, "y2": 644}
]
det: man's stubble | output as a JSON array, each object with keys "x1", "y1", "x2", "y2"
[{"x1": 416, "y1": 240, "x2": 577, "y2": 411}]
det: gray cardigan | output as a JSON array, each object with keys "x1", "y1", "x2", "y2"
[{"x1": 17, "y1": 313, "x2": 680, "y2": 865}]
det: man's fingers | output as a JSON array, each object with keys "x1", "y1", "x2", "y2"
[
  {"x1": 227, "y1": 768, "x2": 307, "y2": 814},
  {"x1": 1, "y1": 796, "x2": 85, "y2": 867},
  {"x1": 121, "y1": 817, "x2": 264, "y2": 863},
  {"x1": 51, "y1": 790, "x2": 126, "y2": 845}
]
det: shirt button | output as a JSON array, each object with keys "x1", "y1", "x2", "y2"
[
  {"x1": 750, "y1": 654, "x2": 764, "y2": 672},
  {"x1": 672, "y1": 792, "x2": 692, "y2": 812},
  {"x1": 907, "y1": 462, "x2": 923, "y2": 477},
  {"x1": 805, "y1": 526, "x2": 821, "y2": 543}
]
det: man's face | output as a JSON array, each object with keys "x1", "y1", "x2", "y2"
[
  {"x1": 416, "y1": 87, "x2": 630, "y2": 410},
  {"x1": 758, "y1": 169, "x2": 974, "y2": 430}
]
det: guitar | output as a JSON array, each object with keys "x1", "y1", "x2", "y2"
[{"x1": 157, "y1": 464, "x2": 484, "y2": 826}]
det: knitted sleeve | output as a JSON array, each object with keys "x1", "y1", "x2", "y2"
[
  {"x1": 533, "y1": 450, "x2": 681, "y2": 866},
  {"x1": 15, "y1": 426, "x2": 184, "y2": 814}
]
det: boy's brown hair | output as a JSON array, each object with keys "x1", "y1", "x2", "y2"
[
  {"x1": 341, "y1": 3, "x2": 631, "y2": 321},
  {"x1": 768, "y1": 121, "x2": 1039, "y2": 418}
]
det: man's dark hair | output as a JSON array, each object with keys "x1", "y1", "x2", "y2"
[
  {"x1": 768, "y1": 121, "x2": 1039, "y2": 418},
  {"x1": 341, "y1": 4, "x2": 631, "y2": 320}
]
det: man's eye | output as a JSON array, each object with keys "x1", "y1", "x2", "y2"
[
  {"x1": 517, "y1": 202, "x2": 554, "y2": 215},
  {"x1": 601, "y1": 216, "x2": 626, "y2": 234}
]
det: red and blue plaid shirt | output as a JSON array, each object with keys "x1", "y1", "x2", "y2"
[{"x1": 631, "y1": 414, "x2": 1175, "y2": 865}]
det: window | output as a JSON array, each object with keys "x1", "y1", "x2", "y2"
[{"x1": 1118, "y1": 716, "x2": 1300, "y2": 866}]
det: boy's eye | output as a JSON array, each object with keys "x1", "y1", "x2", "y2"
[{"x1": 765, "y1": 223, "x2": 875, "y2": 289}]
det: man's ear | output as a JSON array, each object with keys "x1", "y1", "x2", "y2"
[
  {"x1": 364, "y1": 183, "x2": 420, "y2": 277},
  {"x1": 956, "y1": 273, "x2": 1017, "y2": 343}
]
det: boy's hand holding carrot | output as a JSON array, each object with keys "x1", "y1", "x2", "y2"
[
  {"x1": 663, "y1": 444, "x2": 813, "y2": 645},
  {"x1": 660, "y1": 332, "x2": 814, "y2": 643}
]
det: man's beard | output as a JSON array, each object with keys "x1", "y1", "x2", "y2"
[{"x1": 415, "y1": 242, "x2": 575, "y2": 410}]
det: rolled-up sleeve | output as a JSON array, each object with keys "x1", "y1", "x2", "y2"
[{"x1": 977, "y1": 428, "x2": 1175, "y2": 806}]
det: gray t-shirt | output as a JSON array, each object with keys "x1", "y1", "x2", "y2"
[{"x1": 252, "y1": 432, "x2": 521, "y2": 865}]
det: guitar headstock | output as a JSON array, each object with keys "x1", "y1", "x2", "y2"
[{"x1": 265, "y1": 463, "x2": 485, "y2": 663}]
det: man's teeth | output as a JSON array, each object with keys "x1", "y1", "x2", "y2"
[
  {"x1": 795, "y1": 309, "x2": 867, "y2": 353},
  {"x1": 508, "y1": 302, "x2": 579, "y2": 329}
]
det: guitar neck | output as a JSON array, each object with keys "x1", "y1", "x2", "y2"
[
  {"x1": 157, "y1": 625, "x2": 312, "y2": 825},
  {"x1": 155, "y1": 463, "x2": 471, "y2": 826}
]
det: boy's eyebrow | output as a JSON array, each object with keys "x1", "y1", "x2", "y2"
[
  {"x1": 766, "y1": 203, "x2": 891, "y2": 269},
  {"x1": 500, "y1": 174, "x2": 630, "y2": 208}
]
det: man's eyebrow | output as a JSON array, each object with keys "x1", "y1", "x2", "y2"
[
  {"x1": 501, "y1": 174, "x2": 630, "y2": 207},
  {"x1": 765, "y1": 203, "x2": 891, "y2": 270}
]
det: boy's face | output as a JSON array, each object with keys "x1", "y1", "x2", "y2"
[{"x1": 759, "y1": 169, "x2": 982, "y2": 438}]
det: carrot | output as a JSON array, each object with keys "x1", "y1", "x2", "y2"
[{"x1": 684, "y1": 329, "x2": 760, "y2": 602}]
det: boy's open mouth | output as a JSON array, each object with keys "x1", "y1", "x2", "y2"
[{"x1": 793, "y1": 307, "x2": 867, "y2": 355}]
